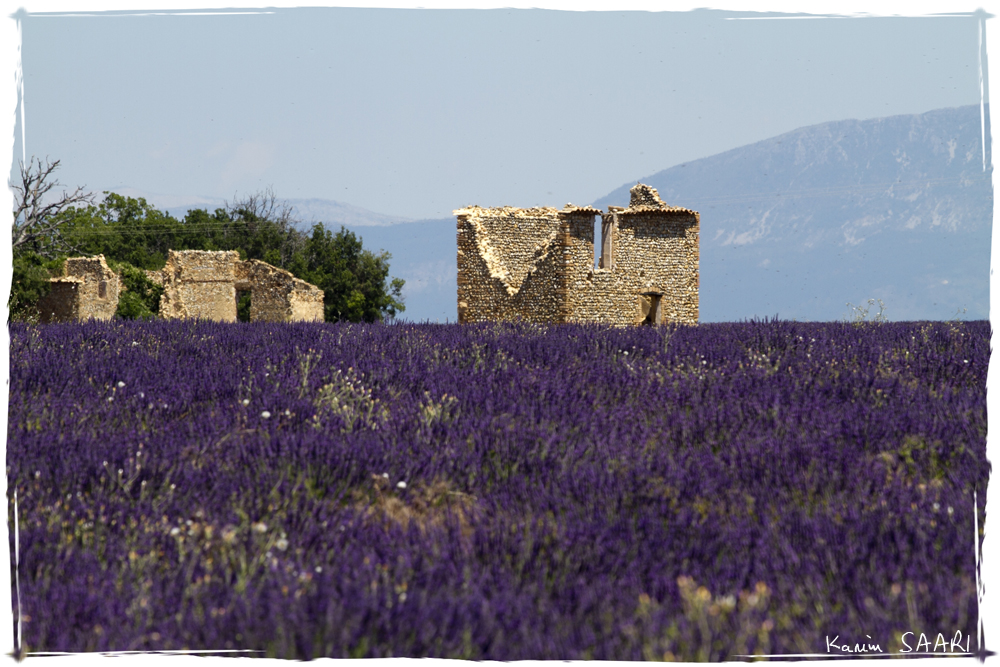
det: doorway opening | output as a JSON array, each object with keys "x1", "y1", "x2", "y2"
[
  {"x1": 236, "y1": 290, "x2": 252, "y2": 322},
  {"x1": 640, "y1": 291, "x2": 664, "y2": 326}
]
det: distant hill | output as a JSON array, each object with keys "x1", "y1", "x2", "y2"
[
  {"x1": 284, "y1": 199, "x2": 414, "y2": 228},
  {"x1": 594, "y1": 104, "x2": 992, "y2": 321},
  {"x1": 155, "y1": 196, "x2": 414, "y2": 229}
]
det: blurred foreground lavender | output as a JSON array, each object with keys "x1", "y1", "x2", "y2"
[{"x1": 7, "y1": 319, "x2": 989, "y2": 658}]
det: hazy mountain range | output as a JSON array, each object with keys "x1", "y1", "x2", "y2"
[
  {"x1": 594, "y1": 104, "x2": 992, "y2": 322},
  {"x1": 139, "y1": 104, "x2": 992, "y2": 323},
  {"x1": 145, "y1": 195, "x2": 415, "y2": 228}
]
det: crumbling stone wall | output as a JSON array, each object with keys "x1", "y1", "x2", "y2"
[
  {"x1": 569, "y1": 187, "x2": 700, "y2": 326},
  {"x1": 34, "y1": 250, "x2": 326, "y2": 324},
  {"x1": 457, "y1": 207, "x2": 561, "y2": 323},
  {"x1": 37, "y1": 255, "x2": 120, "y2": 323},
  {"x1": 144, "y1": 270, "x2": 164, "y2": 287},
  {"x1": 455, "y1": 184, "x2": 699, "y2": 326},
  {"x1": 150, "y1": 250, "x2": 325, "y2": 323},
  {"x1": 455, "y1": 205, "x2": 603, "y2": 323},
  {"x1": 158, "y1": 250, "x2": 241, "y2": 322},
  {"x1": 234, "y1": 260, "x2": 325, "y2": 323}
]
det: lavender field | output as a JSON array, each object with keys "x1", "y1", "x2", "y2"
[{"x1": 7, "y1": 318, "x2": 990, "y2": 659}]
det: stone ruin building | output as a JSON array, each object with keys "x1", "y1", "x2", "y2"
[
  {"x1": 37, "y1": 255, "x2": 123, "y2": 323},
  {"x1": 455, "y1": 183, "x2": 699, "y2": 326},
  {"x1": 37, "y1": 250, "x2": 325, "y2": 324}
]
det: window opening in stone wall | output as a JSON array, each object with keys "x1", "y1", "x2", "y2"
[
  {"x1": 98, "y1": 281, "x2": 107, "y2": 299},
  {"x1": 600, "y1": 214, "x2": 614, "y2": 270},
  {"x1": 593, "y1": 216, "x2": 601, "y2": 270},
  {"x1": 236, "y1": 290, "x2": 252, "y2": 322}
]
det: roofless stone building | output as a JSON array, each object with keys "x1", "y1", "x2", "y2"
[
  {"x1": 37, "y1": 250, "x2": 324, "y2": 323},
  {"x1": 455, "y1": 183, "x2": 699, "y2": 326}
]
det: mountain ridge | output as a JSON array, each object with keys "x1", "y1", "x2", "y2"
[
  {"x1": 589, "y1": 104, "x2": 991, "y2": 322},
  {"x1": 106, "y1": 189, "x2": 417, "y2": 228}
]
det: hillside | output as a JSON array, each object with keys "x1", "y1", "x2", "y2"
[{"x1": 594, "y1": 105, "x2": 992, "y2": 321}]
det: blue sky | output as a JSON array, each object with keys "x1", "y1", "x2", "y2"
[{"x1": 11, "y1": 7, "x2": 986, "y2": 219}]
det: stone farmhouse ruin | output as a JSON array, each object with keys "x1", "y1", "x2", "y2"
[
  {"x1": 456, "y1": 183, "x2": 699, "y2": 326},
  {"x1": 37, "y1": 250, "x2": 325, "y2": 323},
  {"x1": 37, "y1": 255, "x2": 123, "y2": 323}
]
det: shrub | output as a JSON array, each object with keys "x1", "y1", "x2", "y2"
[
  {"x1": 106, "y1": 259, "x2": 163, "y2": 320},
  {"x1": 8, "y1": 252, "x2": 65, "y2": 323}
]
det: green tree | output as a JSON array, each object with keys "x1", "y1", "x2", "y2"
[
  {"x1": 9, "y1": 252, "x2": 65, "y2": 323},
  {"x1": 9, "y1": 157, "x2": 91, "y2": 321},
  {"x1": 221, "y1": 188, "x2": 305, "y2": 268},
  {"x1": 60, "y1": 192, "x2": 183, "y2": 269},
  {"x1": 105, "y1": 259, "x2": 163, "y2": 320},
  {"x1": 11, "y1": 157, "x2": 95, "y2": 258},
  {"x1": 301, "y1": 224, "x2": 405, "y2": 323}
]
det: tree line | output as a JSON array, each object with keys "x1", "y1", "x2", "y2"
[{"x1": 10, "y1": 158, "x2": 405, "y2": 323}]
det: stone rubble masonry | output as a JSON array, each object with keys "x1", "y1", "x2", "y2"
[
  {"x1": 234, "y1": 259, "x2": 325, "y2": 323},
  {"x1": 38, "y1": 254, "x2": 121, "y2": 323},
  {"x1": 37, "y1": 249, "x2": 325, "y2": 323},
  {"x1": 455, "y1": 183, "x2": 699, "y2": 326},
  {"x1": 158, "y1": 250, "x2": 241, "y2": 321},
  {"x1": 144, "y1": 270, "x2": 165, "y2": 287}
]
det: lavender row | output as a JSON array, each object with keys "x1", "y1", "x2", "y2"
[{"x1": 7, "y1": 318, "x2": 989, "y2": 658}]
